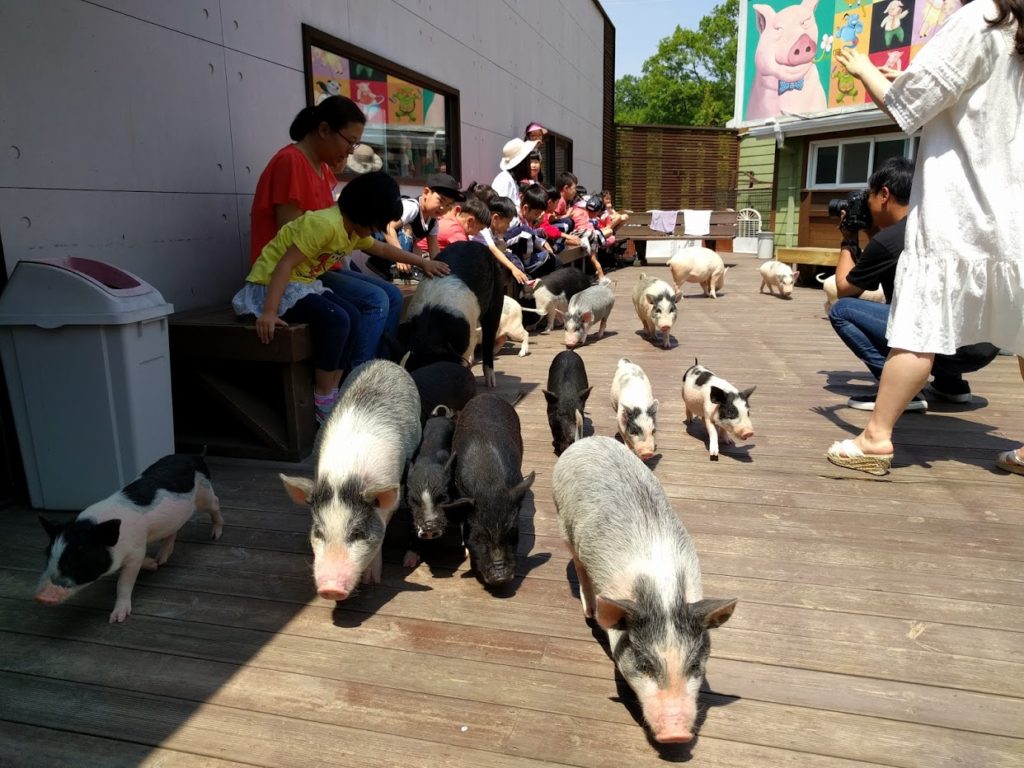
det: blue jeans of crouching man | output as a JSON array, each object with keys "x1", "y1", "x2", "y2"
[{"x1": 829, "y1": 297, "x2": 1000, "y2": 389}]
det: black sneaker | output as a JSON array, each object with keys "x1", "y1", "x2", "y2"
[
  {"x1": 927, "y1": 378, "x2": 973, "y2": 404},
  {"x1": 847, "y1": 393, "x2": 928, "y2": 412}
]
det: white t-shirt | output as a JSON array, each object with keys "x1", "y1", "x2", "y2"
[
  {"x1": 472, "y1": 228, "x2": 496, "y2": 247},
  {"x1": 399, "y1": 198, "x2": 439, "y2": 237}
]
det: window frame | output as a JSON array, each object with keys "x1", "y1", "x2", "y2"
[
  {"x1": 806, "y1": 133, "x2": 918, "y2": 191},
  {"x1": 301, "y1": 24, "x2": 461, "y2": 186}
]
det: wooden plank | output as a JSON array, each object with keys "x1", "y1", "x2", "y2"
[{"x1": 776, "y1": 246, "x2": 840, "y2": 267}]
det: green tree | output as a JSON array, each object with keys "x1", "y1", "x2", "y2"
[{"x1": 614, "y1": 0, "x2": 738, "y2": 126}]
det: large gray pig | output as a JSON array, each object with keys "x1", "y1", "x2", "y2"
[
  {"x1": 452, "y1": 394, "x2": 535, "y2": 587},
  {"x1": 553, "y1": 436, "x2": 737, "y2": 743},
  {"x1": 632, "y1": 272, "x2": 680, "y2": 349},
  {"x1": 563, "y1": 278, "x2": 616, "y2": 349},
  {"x1": 281, "y1": 360, "x2": 421, "y2": 601}
]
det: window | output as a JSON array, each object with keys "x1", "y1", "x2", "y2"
[
  {"x1": 807, "y1": 134, "x2": 917, "y2": 189},
  {"x1": 302, "y1": 25, "x2": 461, "y2": 184}
]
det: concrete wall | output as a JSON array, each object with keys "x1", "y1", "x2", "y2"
[{"x1": 0, "y1": 0, "x2": 608, "y2": 311}]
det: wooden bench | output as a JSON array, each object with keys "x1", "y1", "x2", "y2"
[
  {"x1": 170, "y1": 284, "x2": 417, "y2": 461},
  {"x1": 775, "y1": 246, "x2": 840, "y2": 268},
  {"x1": 619, "y1": 209, "x2": 738, "y2": 251}
]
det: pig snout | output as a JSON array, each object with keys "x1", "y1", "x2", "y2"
[
  {"x1": 480, "y1": 549, "x2": 515, "y2": 585},
  {"x1": 783, "y1": 33, "x2": 816, "y2": 66},
  {"x1": 314, "y1": 548, "x2": 361, "y2": 601},
  {"x1": 644, "y1": 695, "x2": 698, "y2": 744},
  {"x1": 34, "y1": 583, "x2": 72, "y2": 605},
  {"x1": 737, "y1": 427, "x2": 754, "y2": 440}
]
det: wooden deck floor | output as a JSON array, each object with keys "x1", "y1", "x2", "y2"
[{"x1": 2, "y1": 257, "x2": 1022, "y2": 767}]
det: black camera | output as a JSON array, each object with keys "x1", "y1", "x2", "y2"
[{"x1": 828, "y1": 190, "x2": 872, "y2": 232}]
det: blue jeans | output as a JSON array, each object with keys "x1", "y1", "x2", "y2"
[
  {"x1": 320, "y1": 268, "x2": 403, "y2": 365},
  {"x1": 282, "y1": 291, "x2": 356, "y2": 373},
  {"x1": 829, "y1": 298, "x2": 999, "y2": 383}
]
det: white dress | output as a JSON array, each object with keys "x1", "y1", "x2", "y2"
[{"x1": 884, "y1": 0, "x2": 1023, "y2": 356}]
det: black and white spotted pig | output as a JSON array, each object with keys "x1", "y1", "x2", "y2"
[
  {"x1": 610, "y1": 358, "x2": 658, "y2": 461},
  {"x1": 632, "y1": 272, "x2": 681, "y2": 349},
  {"x1": 35, "y1": 454, "x2": 223, "y2": 623},
  {"x1": 681, "y1": 359, "x2": 756, "y2": 459}
]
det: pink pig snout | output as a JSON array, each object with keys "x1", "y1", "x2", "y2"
[
  {"x1": 317, "y1": 581, "x2": 353, "y2": 601},
  {"x1": 645, "y1": 697, "x2": 697, "y2": 744},
  {"x1": 784, "y1": 33, "x2": 816, "y2": 66},
  {"x1": 737, "y1": 427, "x2": 754, "y2": 440},
  {"x1": 314, "y1": 548, "x2": 360, "y2": 601}
]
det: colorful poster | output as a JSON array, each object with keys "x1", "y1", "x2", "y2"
[
  {"x1": 739, "y1": 0, "x2": 962, "y2": 122},
  {"x1": 351, "y1": 80, "x2": 387, "y2": 124},
  {"x1": 387, "y1": 76, "x2": 424, "y2": 125},
  {"x1": 310, "y1": 45, "x2": 349, "y2": 105}
]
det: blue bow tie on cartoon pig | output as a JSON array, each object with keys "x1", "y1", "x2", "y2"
[{"x1": 778, "y1": 79, "x2": 805, "y2": 95}]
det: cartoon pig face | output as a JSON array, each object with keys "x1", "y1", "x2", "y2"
[{"x1": 752, "y1": 0, "x2": 820, "y2": 81}]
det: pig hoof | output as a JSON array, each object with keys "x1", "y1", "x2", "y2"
[
  {"x1": 141, "y1": 557, "x2": 159, "y2": 571},
  {"x1": 210, "y1": 524, "x2": 224, "y2": 541},
  {"x1": 109, "y1": 603, "x2": 132, "y2": 623},
  {"x1": 483, "y1": 367, "x2": 496, "y2": 388},
  {"x1": 710, "y1": 454, "x2": 719, "y2": 461},
  {"x1": 402, "y1": 550, "x2": 421, "y2": 568}
]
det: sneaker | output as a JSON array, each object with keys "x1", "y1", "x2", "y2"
[
  {"x1": 926, "y1": 378, "x2": 973, "y2": 404},
  {"x1": 847, "y1": 393, "x2": 928, "y2": 412}
]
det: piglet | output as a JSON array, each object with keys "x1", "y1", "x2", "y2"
[
  {"x1": 681, "y1": 359, "x2": 755, "y2": 459},
  {"x1": 611, "y1": 358, "x2": 658, "y2": 461},
  {"x1": 553, "y1": 436, "x2": 737, "y2": 743},
  {"x1": 281, "y1": 360, "x2": 421, "y2": 601},
  {"x1": 563, "y1": 278, "x2": 616, "y2": 349},
  {"x1": 490, "y1": 295, "x2": 541, "y2": 357},
  {"x1": 669, "y1": 246, "x2": 728, "y2": 299},
  {"x1": 632, "y1": 272, "x2": 681, "y2": 349},
  {"x1": 543, "y1": 350, "x2": 592, "y2": 455},
  {"x1": 36, "y1": 454, "x2": 223, "y2": 623},
  {"x1": 410, "y1": 361, "x2": 476, "y2": 422},
  {"x1": 404, "y1": 405, "x2": 457, "y2": 568},
  {"x1": 759, "y1": 261, "x2": 799, "y2": 299},
  {"x1": 818, "y1": 273, "x2": 885, "y2": 312},
  {"x1": 525, "y1": 267, "x2": 591, "y2": 333},
  {"x1": 452, "y1": 394, "x2": 535, "y2": 587}
]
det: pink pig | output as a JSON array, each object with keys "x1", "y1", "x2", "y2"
[{"x1": 747, "y1": 0, "x2": 827, "y2": 120}]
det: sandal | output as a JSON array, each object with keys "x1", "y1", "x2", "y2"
[
  {"x1": 826, "y1": 438, "x2": 893, "y2": 476},
  {"x1": 995, "y1": 449, "x2": 1024, "y2": 475}
]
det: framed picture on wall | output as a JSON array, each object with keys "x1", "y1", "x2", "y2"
[{"x1": 302, "y1": 24, "x2": 461, "y2": 184}]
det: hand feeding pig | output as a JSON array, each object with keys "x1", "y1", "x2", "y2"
[
  {"x1": 759, "y1": 261, "x2": 799, "y2": 299},
  {"x1": 610, "y1": 358, "x2": 658, "y2": 461},
  {"x1": 563, "y1": 278, "x2": 616, "y2": 349},
  {"x1": 409, "y1": 361, "x2": 476, "y2": 423},
  {"x1": 452, "y1": 394, "x2": 535, "y2": 588},
  {"x1": 36, "y1": 454, "x2": 223, "y2": 623},
  {"x1": 553, "y1": 436, "x2": 737, "y2": 744},
  {"x1": 632, "y1": 272, "x2": 681, "y2": 349},
  {"x1": 681, "y1": 359, "x2": 755, "y2": 459},
  {"x1": 403, "y1": 405, "x2": 457, "y2": 568},
  {"x1": 543, "y1": 350, "x2": 592, "y2": 455},
  {"x1": 281, "y1": 360, "x2": 421, "y2": 601},
  {"x1": 524, "y1": 267, "x2": 591, "y2": 333},
  {"x1": 818, "y1": 273, "x2": 885, "y2": 312},
  {"x1": 669, "y1": 246, "x2": 728, "y2": 299},
  {"x1": 399, "y1": 241, "x2": 505, "y2": 387}
]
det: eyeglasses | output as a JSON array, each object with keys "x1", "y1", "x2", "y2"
[{"x1": 334, "y1": 130, "x2": 363, "y2": 151}]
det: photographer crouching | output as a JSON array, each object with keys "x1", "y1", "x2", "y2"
[{"x1": 828, "y1": 156, "x2": 999, "y2": 412}]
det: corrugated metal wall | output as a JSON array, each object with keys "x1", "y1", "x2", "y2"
[{"x1": 614, "y1": 124, "x2": 739, "y2": 211}]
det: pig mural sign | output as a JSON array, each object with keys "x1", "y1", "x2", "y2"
[{"x1": 738, "y1": 0, "x2": 963, "y2": 122}]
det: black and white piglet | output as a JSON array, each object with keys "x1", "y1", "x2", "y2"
[
  {"x1": 681, "y1": 359, "x2": 756, "y2": 459},
  {"x1": 36, "y1": 454, "x2": 223, "y2": 623},
  {"x1": 452, "y1": 394, "x2": 535, "y2": 587},
  {"x1": 543, "y1": 350, "x2": 592, "y2": 455}
]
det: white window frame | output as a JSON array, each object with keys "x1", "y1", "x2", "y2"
[{"x1": 807, "y1": 134, "x2": 918, "y2": 191}]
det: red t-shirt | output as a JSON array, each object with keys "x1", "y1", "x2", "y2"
[
  {"x1": 415, "y1": 214, "x2": 467, "y2": 253},
  {"x1": 249, "y1": 144, "x2": 337, "y2": 264}
]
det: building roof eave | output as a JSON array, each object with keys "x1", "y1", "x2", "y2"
[{"x1": 741, "y1": 105, "x2": 898, "y2": 140}]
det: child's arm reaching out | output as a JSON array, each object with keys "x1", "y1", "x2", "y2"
[
  {"x1": 365, "y1": 238, "x2": 451, "y2": 278},
  {"x1": 257, "y1": 246, "x2": 306, "y2": 344}
]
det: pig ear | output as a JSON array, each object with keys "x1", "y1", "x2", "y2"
[
  {"x1": 595, "y1": 595, "x2": 637, "y2": 630},
  {"x1": 399, "y1": 351, "x2": 412, "y2": 369},
  {"x1": 280, "y1": 474, "x2": 314, "y2": 506},
  {"x1": 510, "y1": 471, "x2": 536, "y2": 503},
  {"x1": 689, "y1": 598, "x2": 738, "y2": 630},
  {"x1": 442, "y1": 451, "x2": 457, "y2": 473},
  {"x1": 709, "y1": 386, "x2": 728, "y2": 406},
  {"x1": 579, "y1": 386, "x2": 593, "y2": 403},
  {"x1": 88, "y1": 519, "x2": 122, "y2": 548},
  {"x1": 673, "y1": 291, "x2": 683, "y2": 304},
  {"x1": 38, "y1": 515, "x2": 64, "y2": 542},
  {"x1": 581, "y1": 311, "x2": 593, "y2": 324},
  {"x1": 542, "y1": 389, "x2": 558, "y2": 406},
  {"x1": 574, "y1": 410, "x2": 584, "y2": 441},
  {"x1": 740, "y1": 386, "x2": 756, "y2": 401},
  {"x1": 363, "y1": 485, "x2": 400, "y2": 511},
  {"x1": 441, "y1": 496, "x2": 473, "y2": 510},
  {"x1": 645, "y1": 293, "x2": 656, "y2": 305},
  {"x1": 649, "y1": 399, "x2": 659, "y2": 415},
  {"x1": 752, "y1": 4, "x2": 775, "y2": 33}
]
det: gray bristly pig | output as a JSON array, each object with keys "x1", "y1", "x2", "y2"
[
  {"x1": 553, "y1": 436, "x2": 737, "y2": 744},
  {"x1": 632, "y1": 272, "x2": 681, "y2": 349},
  {"x1": 281, "y1": 360, "x2": 421, "y2": 601},
  {"x1": 563, "y1": 278, "x2": 616, "y2": 349},
  {"x1": 759, "y1": 261, "x2": 799, "y2": 299},
  {"x1": 35, "y1": 454, "x2": 223, "y2": 623},
  {"x1": 452, "y1": 394, "x2": 535, "y2": 588},
  {"x1": 611, "y1": 357, "x2": 658, "y2": 462},
  {"x1": 543, "y1": 350, "x2": 592, "y2": 456},
  {"x1": 403, "y1": 405, "x2": 457, "y2": 568},
  {"x1": 681, "y1": 359, "x2": 755, "y2": 459}
]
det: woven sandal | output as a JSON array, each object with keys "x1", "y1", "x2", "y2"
[
  {"x1": 826, "y1": 439, "x2": 893, "y2": 476},
  {"x1": 995, "y1": 449, "x2": 1024, "y2": 476}
]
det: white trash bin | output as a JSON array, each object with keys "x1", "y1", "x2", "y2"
[
  {"x1": 756, "y1": 231, "x2": 776, "y2": 260},
  {"x1": 0, "y1": 257, "x2": 175, "y2": 509}
]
